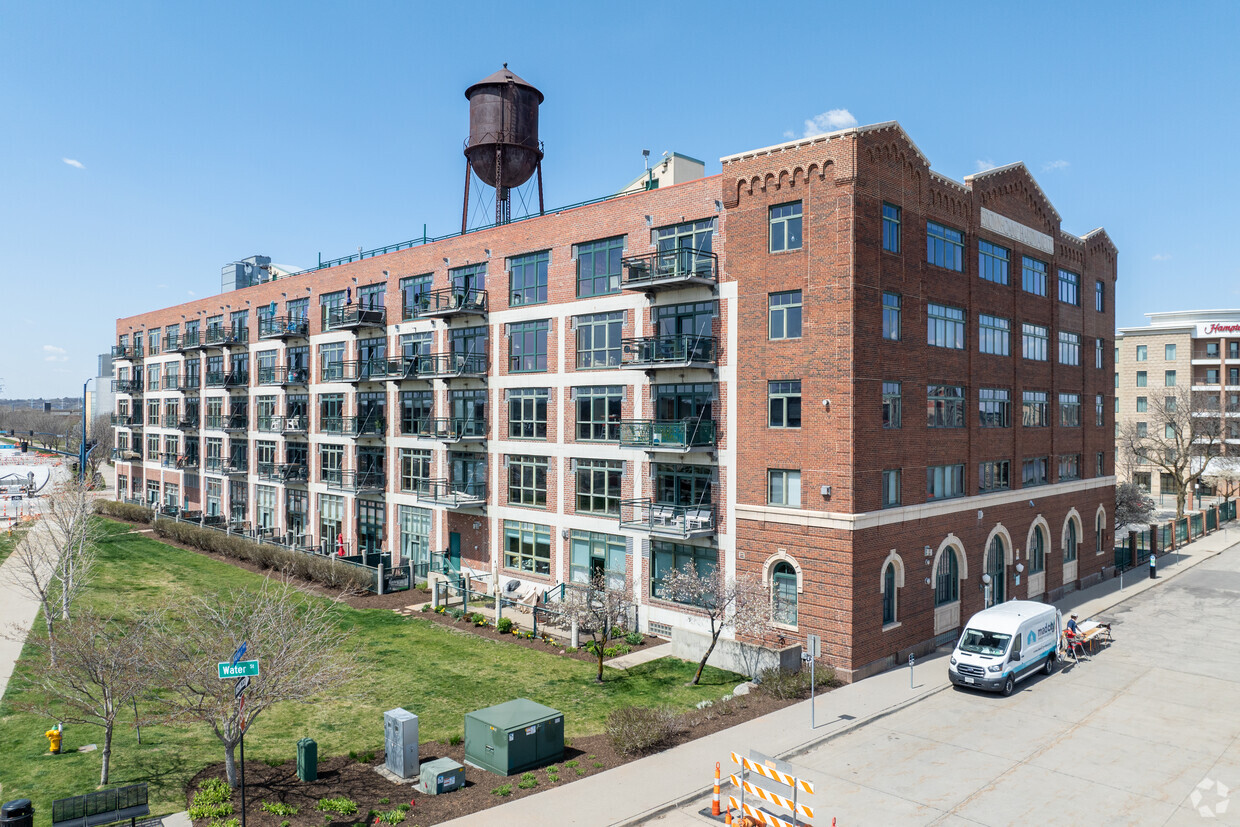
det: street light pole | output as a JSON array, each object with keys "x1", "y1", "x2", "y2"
[{"x1": 80, "y1": 378, "x2": 94, "y2": 482}]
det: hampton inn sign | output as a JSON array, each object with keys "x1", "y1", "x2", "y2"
[{"x1": 1197, "y1": 323, "x2": 1240, "y2": 336}]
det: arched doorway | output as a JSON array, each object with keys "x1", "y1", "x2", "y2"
[{"x1": 987, "y1": 535, "x2": 1005, "y2": 606}]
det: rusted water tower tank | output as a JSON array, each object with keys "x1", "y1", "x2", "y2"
[{"x1": 462, "y1": 64, "x2": 545, "y2": 230}]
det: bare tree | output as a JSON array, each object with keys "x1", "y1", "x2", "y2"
[
  {"x1": 1115, "y1": 481, "x2": 1157, "y2": 528},
  {"x1": 560, "y1": 575, "x2": 633, "y2": 683},
  {"x1": 1118, "y1": 384, "x2": 1222, "y2": 518},
  {"x1": 656, "y1": 565, "x2": 771, "y2": 685},
  {"x1": 150, "y1": 577, "x2": 358, "y2": 787},
  {"x1": 1202, "y1": 456, "x2": 1240, "y2": 503},
  {"x1": 13, "y1": 610, "x2": 153, "y2": 785}
]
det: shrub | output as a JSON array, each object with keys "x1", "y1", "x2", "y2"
[
  {"x1": 491, "y1": 784, "x2": 513, "y2": 797},
  {"x1": 364, "y1": 750, "x2": 375, "y2": 762},
  {"x1": 624, "y1": 632, "x2": 644, "y2": 646},
  {"x1": 281, "y1": 822, "x2": 291, "y2": 827},
  {"x1": 496, "y1": 617, "x2": 514, "y2": 634},
  {"x1": 602, "y1": 646, "x2": 619, "y2": 658},
  {"x1": 448, "y1": 733, "x2": 462, "y2": 746},
  {"x1": 564, "y1": 759, "x2": 578, "y2": 768},
  {"x1": 420, "y1": 604, "x2": 431, "y2": 612},
  {"x1": 606, "y1": 705, "x2": 680, "y2": 756},
  {"x1": 451, "y1": 608, "x2": 465, "y2": 620},
  {"x1": 94, "y1": 500, "x2": 154, "y2": 522},
  {"x1": 316, "y1": 797, "x2": 359, "y2": 816},
  {"x1": 261, "y1": 802, "x2": 299, "y2": 817},
  {"x1": 207, "y1": 819, "x2": 240, "y2": 827},
  {"x1": 517, "y1": 772, "x2": 539, "y2": 790},
  {"x1": 378, "y1": 799, "x2": 390, "y2": 806},
  {"x1": 189, "y1": 778, "x2": 234, "y2": 820},
  {"x1": 756, "y1": 665, "x2": 834, "y2": 699},
  {"x1": 376, "y1": 810, "x2": 405, "y2": 825},
  {"x1": 470, "y1": 612, "x2": 486, "y2": 623}
]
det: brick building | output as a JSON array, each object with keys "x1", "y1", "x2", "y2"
[{"x1": 111, "y1": 120, "x2": 1116, "y2": 681}]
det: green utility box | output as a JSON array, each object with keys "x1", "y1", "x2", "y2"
[
  {"x1": 297, "y1": 737, "x2": 318, "y2": 782},
  {"x1": 464, "y1": 699, "x2": 564, "y2": 776}
]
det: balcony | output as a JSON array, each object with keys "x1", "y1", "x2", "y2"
[
  {"x1": 111, "y1": 449, "x2": 140, "y2": 462},
  {"x1": 326, "y1": 305, "x2": 386, "y2": 331},
  {"x1": 163, "y1": 333, "x2": 183, "y2": 353},
  {"x1": 618, "y1": 419, "x2": 717, "y2": 452},
  {"x1": 176, "y1": 376, "x2": 201, "y2": 393},
  {"x1": 112, "y1": 379, "x2": 143, "y2": 395},
  {"x1": 341, "y1": 359, "x2": 392, "y2": 383},
  {"x1": 204, "y1": 371, "x2": 226, "y2": 389},
  {"x1": 176, "y1": 454, "x2": 200, "y2": 470},
  {"x1": 223, "y1": 370, "x2": 250, "y2": 389},
  {"x1": 413, "y1": 352, "x2": 488, "y2": 379},
  {"x1": 224, "y1": 458, "x2": 248, "y2": 476},
  {"x1": 619, "y1": 499, "x2": 716, "y2": 539},
  {"x1": 110, "y1": 413, "x2": 138, "y2": 427},
  {"x1": 325, "y1": 469, "x2": 385, "y2": 494},
  {"x1": 224, "y1": 415, "x2": 248, "y2": 432},
  {"x1": 253, "y1": 365, "x2": 310, "y2": 386},
  {"x1": 409, "y1": 287, "x2": 487, "y2": 319},
  {"x1": 203, "y1": 457, "x2": 224, "y2": 474},
  {"x1": 256, "y1": 462, "x2": 310, "y2": 484},
  {"x1": 281, "y1": 415, "x2": 309, "y2": 435},
  {"x1": 177, "y1": 415, "x2": 199, "y2": 431},
  {"x1": 428, "y1": 417, "x2": 486, "y2": 442},
  {"x1": 112, "y1": 344, "x2": 136, "y2": 360},
  {"x1": 621, "y1": 248, "x2": 717, "y2": 292},
  {"x1": 203, "y1": 326, "x2": 249, "y2": 347},
  {"x1": 204, "y1": 415, "x2": 225, "y2": 431},
  {"x1": 415, "y1": 478, "x2": 486, "y2": 509},
  {"x1": 255, "y1": 415, "x2": 282, "y2": 434},
  {"x1": 258, "y1": 316, "x2": 311, "y2": 340},
  {"x1": 182, "y1": 331, "x2": 201, "y2": 350},
  {"x1": 382, "y1": 357, "x2": 423, "y2": 382},
  {"x1": 320, "y1": 416, "x2": 387, "y2": 438},
  {"x1": 620, "y1": 335, "x2": 718, "y2": 371}
]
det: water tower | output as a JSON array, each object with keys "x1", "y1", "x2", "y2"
[{"x1": 462, "y1": 65, "x2": 545, "y2": 232}]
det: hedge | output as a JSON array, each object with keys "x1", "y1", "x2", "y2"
[{"x1": 94, "y1": 499, "x2": 154, "y2": 523}]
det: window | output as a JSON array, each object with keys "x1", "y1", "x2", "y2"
[
  {"x1": 1058, "y1": 269, "x2": 1080, "y2": 305},
  {"x1": 927, "y1": 222, "x2": 964, "y2": 271},
  {"x1": 1136, "y1": 370, "x2": 1148, "y2": 387},
  {"x1": 399, "y1": 274, "x2": 433, "y2": 319},
  {"x1": 1059, "y1": 332, "x2": 1081, "y2": 365},
  {"x1": 1060, "y1": 393, "x2": 1081, "y2": 427},
  {"x1": 507, "y1": 456, "x2": 548, "y2": 508},
  {"x1": 882, "y1": 203, "x2": 901, "y2": 253},
  {"x1": 1064, "y1": 519, "x2": 1078, "y2": 563},
  {"x1": 400, "y1": 390, "x2": 433, "y2": 435},
  {"x1": 504, "y1": 521, "x2": 551, "y2": 575},
  {"x1": 1166, "y1": 344, "x2": 1177, "y2": 361},
  {"x1": 575, "y1": 236, "x2": 624, "y2": 297},
  {"x1": 1022, "y1": 391, "x2": 1049, "y2": 427},
  {"x1": 1096, "y1": 394, "x2": 1104, "y2": 426},
  {"x1": 1096, "y1": 338, "x2": 1104, "y2": 369},
  {"x1": 1022, "y1": 323, "x2": 1049, "y2": 361},
  {"x1": 575, "y1": 311, "x2": 623, "y2": 369},
  {"x1": 508, "y1": 388, "x2": 549, "y2": 439},
  {"x1": 1133, "y1": 472, "x2": 1151, "y2": 492},
  {"x1": 769, "y1": 291, "x2": 803, "y2": 340},
  {"x1": 882, "y1": 469, "x2": 901, "y2": 507},
  {"x1": 769, "y1": 202, "x2": 803, "y2": 252},
  {"x1": 509, "y1": 250, "x2": 549, "y2": 306},
  {"x1": 1231, "y1": 342, "x2": 1239, "y2": 360},
  {"x1": 651, "y1": 541, "x2": 716, "y2": 600},
  {"x1": 927, "y1": 384, "x2": 966, "y2": 428},
  {"x1": 451, "y1": 325, "x2": 488, "y2": 361},
  {"x1": 1165, "y1": 395, "x2": 1177, "y2": 412},
  {"x1": 979, "y1": 388, "x2": 1010, "y2": 427},
  {"x1": 319, "y1": 444, "x2": 343, "y2": 484},
  {"x1": 882, "y1": 382, "x2": 902, "y2": 428},
  {"x1": 1022, "y1": 457, "x2": 1050, "y2": 487},
  {"x1": 319, "y1": 342, "x2": 345, "y2": 382},
  {"x1": 1165, "y1": 370, "x2": 1177, "y2": 387},
  {"x1": 399, "y1": 448, "x2": 431, "y2": 493},
  {"x1": 927, "y1": 464, "x2": 965, "y2": 500},
  {"x1": 1165, "y1": 423, "x2": 1176, "y2": 439},
  {"x1": 655, "y1": 463, "x2": 712, "y2": 506},
  {"x1": 509, "y1": 320, "x2": 549, "y2": 372},
  {"x1": 576, "y1": 459, "x2": 622, "y2": 516},
  {"x1": 1136, "y1": 421, "x2": 1148, "y2": 437},
  {"x1": 1029, "y1": 527, "x2": 1046, "y2": 573},
  {"x1": 882, "y1": 292, "x2": 901, "y2": 341},
  {"x1": 1059, "y1": 454, "x2": 1081, "y2": 481},
  {"x1": 1207, "y1": 368, "x2": 1221, "y2": 385},
  {"x1": 1136, "y1": 396, "x2": 1147, "y2": 412},
  {"x1": 934, "y1": 548, "x2": 959, "y2": 605},
  {"x1": 1022, "y1": 256, "x2": 1047, "y2": 296},
  {"x1": 772, "y1": 561, "x2": 798, "y2": 626},
  {"x1": 569, "y1": 531, "x2": 626, "y2": 589},
  {"x1": 575, "y1": 386, "x2": 623, "y2": 441},
  {"x1": 768, "y1": 469, "x2": 801, "y2": 506},
  {"x1": 1095, "y1": 280, "x2": 1105, "y2": 312},
  {"x1": 927, "y1": 303, "x2": 965, "y2": 349},
  {"x1": 769, "y1": 381, "x2": 802, "y2": 428},
  {"x1": 1207, "y1": 342, "x2": 1221, "y2": 358},
  {"x1": 979, "y1": 314, "x2": 1010, "y2": 356},
  {"x1": 978, "y1": 240, "x2": 1010, "y2": 284},
  {"x1": 979, "y1": 460, "x2": 1010, "y2": 493},
  {"x1": 1136, "y1": 345, "x2": 1148, "y2": 361},
  {"x1": 1096, "y1": 452, "x2": 1105, "y2": 476}
]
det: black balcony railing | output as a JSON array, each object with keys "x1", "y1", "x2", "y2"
[
  {"x1": 204, "y1": 457, "x2": 224, "y2": 474},
  {"x1": 160, "y1": 453, "x2": 179, "y2": 468},
  {"x1": 204, "y1": 326, "x2": 249, "y2": 346},
  {"x1": 407, "y1": 287, "x2": 487, "y2": 318},
  {"x1": 618, "y1": 419, "x2": 717, "y2": 450},
  {"x1": 256, "y1": 461, "x2": 310, "y2": 483},
  {"x1": 177, "y1": 415, "x2": 199, "y2": 431},
  {"x1": 223, "y1": 370, "x2": 249, "y2": 388},
  {"x1": 224, "y1": 415, "x2": 248, "y2": 432},
  {"x1": 327, "y1": 305, "x2": 386, "y2": 330},
  {"x1": 110, "y1": 413, "x2": 137, "y2": 427},
  {"x1": 327, "y1": 470, "x2": 386, "y2": 493},
  {"x1": 415, "y1": 478, "x2": 486, "y2": 508},
  {"x1": 412, "y1": 352, "x2": 487, "y2": 378},
  {"x1": 341, "y1": 359, "x2": 392, "y2": 383},
  {"x1": 177, "y1": 376, "x2": 201, "y2": 392},
  {"x1": 163, "y1": 333, "x2": 183, "y2": 352},
  {"x1": 618, "y1": 498, "x2": 716, "y2": 538},
  {"x1": 427, "y1": 417, "x2": 487, "y2": 441},
  {"x1": 182, "y1": 331, "x2": 201, "y2": 349},
  {"x1": 255, "y1": 415, "x2": 282, "y2": 433},
  {"x1": 401, "y1": 416, "x2": 438, "y2": 438},
  {"x1": 204, "y1": 372, "x2": 226, "y2": 388},
  {"x1": 281, "y1": 414, "x2": 310, "y2": 434},
  {"x1": 620, "y1": 335, "x2": 718, "y2": 369},
  {"x1": 621, "y1": 248, "x2": 718, "y2": 290},
  {"x1": 205, "y1": 415, "x2": 225, "y2": 430},
  {"x1": 258, "y1": 316, "x2": 311, "y2": 339},
  {"x1": 176, "y1": 454, "x2": 200, "y2": 470},
  {"x1": 320, "y1": 416, "x2": 386, "y2": 438},
  {"x1": 112, "y1": 344, "x2": 135, "y2": 360},
  {"x1": 224, "y1": 457, "x2": 248, "y2": 475},
  {"x1": 254, "y1": 365, "x2": 310, "y2": 385},
  {"x1": 112, "y1": 379, "x2": 143, "y2": 394}
]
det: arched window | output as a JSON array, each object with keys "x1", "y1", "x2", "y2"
[
  {"x1": 1065, "y1": 520, "x2": 1078, "y2": 562},
  {"x1": 1096, "y1": 512, "x2": 1105, "y2": 552},
  {"x1": 882, "y1": 564, "x2": 897, "y2": 625},
  {"x1": 772, "y1": 561, "x2": 798, "y2": 626},
  {"x1": 987, "y1": 535, "x2": 1006, "y2": 605},
  {"x1": 935, "y1": 548, "x2": 959, "y2": 606},
  {"x1": 1030, "y1": 526, "x2": 1045, "y2": 573}
]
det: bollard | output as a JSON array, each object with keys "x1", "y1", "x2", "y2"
[
  {"x1": 909, "y1": 653, "x2": 915, "y2": 688},
  {"x1": 377, "y1": 562, "x2": 385, "y2": 596},
  {"x1": 712, "y1": 761, "x2": 721, "y2": 816}
]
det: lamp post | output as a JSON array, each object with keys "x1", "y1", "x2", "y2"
[
  {"x1": 982, "y1": 573, "x2": 992, "y2": 608},
  {"x1": 80, "y1": 377, "x2": 95, "y2": 482}
]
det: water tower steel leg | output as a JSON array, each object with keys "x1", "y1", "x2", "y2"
[
  {"x1": 537, "y1": 159, "x2": 545, "y2": 216},
  {"x1": 461, "y1": 161, "x2": 472, "y2": 235}
]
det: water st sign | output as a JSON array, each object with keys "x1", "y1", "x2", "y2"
[{"x1": 218, "y1": 660, "x2": 260, "y2": 679}]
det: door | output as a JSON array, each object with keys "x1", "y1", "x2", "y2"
[
  {"x1": 449, "y1": 531, "x2": 461, "y2": 571},
  {"x1": 987, "y1": 536, "x2": 1006, "y2": 606}
]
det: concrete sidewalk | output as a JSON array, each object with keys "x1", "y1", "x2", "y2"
[{"x1": 446, "y1": 527, "x2": 1238, "y2": 827}]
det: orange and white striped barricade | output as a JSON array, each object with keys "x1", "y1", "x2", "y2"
[{"x1": 729, "y1": 750, "x2": 814, "y2": 827}]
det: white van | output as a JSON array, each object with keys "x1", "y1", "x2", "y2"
[{"x1": 948, "y1": 601, "x2": 1061, "y2": 696}]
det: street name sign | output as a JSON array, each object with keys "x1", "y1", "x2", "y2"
[{"x1": 218, "y1": 660, "x2": 259, "y2": 679}]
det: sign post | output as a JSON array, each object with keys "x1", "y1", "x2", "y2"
[
  {"x1": 805, "y1": 634, "x2": 821, "y2": 729},
  {"x1": 220, "y1": 647, "x2": 254, "y2": 827}
]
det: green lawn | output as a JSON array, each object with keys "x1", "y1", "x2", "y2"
[
  {"x1": 0, "y1": 519, "x2": 741, "y2": 822},
  {"x1": 0, "y1": 523, "x2": 29, "y2": 565}
]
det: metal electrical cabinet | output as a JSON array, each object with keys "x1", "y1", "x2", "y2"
[
  {"x1": 383, "y1": 708, "x2": 419, "y2": 779},
  {"x1": 464, "y1": 699, "x2": 563, "y2": 776}
]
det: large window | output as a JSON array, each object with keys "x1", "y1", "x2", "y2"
[
  {"x1": 928, "y1": 303, "x2": 965, "y2": 349},
  {"x1": 1022, "y1": 323, "x2": 1049, "y2": 361},
  {"x1": 400, "y1": 273, "x2": 433, "y2": 318},
  {"x1": 1022, "y1": 391, "x2": 1049, "y2": 427},
  {"x1": 1059, "y1": 454, "x2": 1081, "y2": 481},
  {"x1": 769, "y1": 202, "x2": 802, "y2": 252},
  {"x1": 882, "y1": 292, "x2": 901, "y2": 341},
  {"x1": 576, "y1": 312, "x2": 623, "y2": 369},
  {"x1": 1136, "y1": 370, "x2": 1148, "y2": 387},
  {"x1": 883, "y1": 381, "x2": 902, "y2": 429},
  {"x1": 576, "y1": 459, "x2": 623, "y2": 516},
  {"x1": 978, "y1": 240, "x2": 1010, "y2": 285},
  {"x1": 1058, "y1": 269, "x2": 1080, "y2": 305},
  {"x1": 772, "y1": 562, "x2": 798, "y2": 626},
  {"x1": 927, "y1": 464, "x2": 965, "y2": 500},
  {"x1": 978, "y1": 460, "x2": 1010, "y2": 493},
  {"x1": 575, "y1": 236, "x2": 624, "y2": 298},
  {"x1": 1065, "y1": 520, "x2": 1078, "y2": 562},
  {"x1": 769, "y1": 291, "x2": 802, "y2": 340},
  {"x1": 509, "y1": 250, "x2": 549, "y2": 306},
  {"x1": 1095, "y1": 280, "x2": 1105, "y2": 312},
  {"x1": 507, "y1": 455, "x2": 548, "y2": 508},
  {"x1": 504, "y1": 521, "x2": 551, "y2": 575},
  {"x1": 882, "y1": 469, "x2": 901, "y2": 508},
  {"x1": 768, "y1": 381, "x2": 802, "y2": 428},
  {"x1": 882, "y1": 563, "x2": 897, "y2": 625},
  {"x1": 1096, "y1": 338, "x2": 1104, "y2": 369},
  {"x1": 1022, "y1": 457, "x2": 1050, "y2": 487},
  {"x1": 882, "y1": 203, "x2": 901, "y2": 253},
  {"x1": 508, "y1": 388, "x2": 549, "y2": 439},
  {"x1": 569, "y1": 531, "x2": 626, "y2": 589},
  {"x1": 934, "y1": 548, "x2": 959, "y2": 605},
  {"x1": 1059, "y1": 331, "x2": 1081, "y2": 365},
  {"x1": 1096, "y1": 394, "x2": 1105, "y2": 426},
  {"x1": 767, "y1": 469, "x2": 801, "y2": 507},
  {"x1": 651, "y1": 541, "x2": 716, "y2": 600},
  {"x1": 1059, "y1": 392, "x2": 1081, "y2": 426},
  {"x1": 509, "y1": 320, "x2": 549, "y2": 373},
  {"x1": 979, "y1": 314, "x2": 1010, "y2": 356},
  {"x1": 979, "y1": 388, "x2": 1010, "y2": 427},
  {"x1": 1029, "y1": 526, "x2": 1046, "y2": 573},
  {"x1": 399, "y1": 448, "x2": 431, "y2": 492},
  {"x1": 927, "y1": 384, "x2": 966, "y2": 428},
  {"x1": 1022, "y1": 256, "x2": 1047, "y2": 296},
  {"x1": 1136, "y1": 345, "x2": 1148, "y2": 361},
  {"x1": 927, "y1": 222, "x2": 964, "y2": 271},
  {"x1": 1166, "y1": 344, "x2": 1177, "y2": 361},
  {"x1": 1165, "y1": 370, "x2": 1177, "y2": 387},
  {"x1": 575, "y1": 386, "x2": 622, "y2": 441}
]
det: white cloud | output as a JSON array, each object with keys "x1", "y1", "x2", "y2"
[
  {"x1": 1042, "y1": 160, "x2": 1070, "y2": 172},
  {"x1": 62, "y1": 158, "x2": 84, "y2": 169},
  {"x1": 975, "y1": 159, "x2": 997, "y2": 173},
  {"x1": 782, "y1": 130, "x2": 796, "y2": 140},
  {"x1": 1152, "y1": 253, "x2": 1172, "y2": 261},
  {"x1": 187, "y1": 290, "x2": 197, "y2": 297},
  {"x1": 799, "y1": 108, "x2": 858, "y2": 138},
  {"x1": 156, "y1": 283, "x2": 168, "y2": 289},
  {"x1": 42, "y1": 344, "x2": 69, "y2": 362}
]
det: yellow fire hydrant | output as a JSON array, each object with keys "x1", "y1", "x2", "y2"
[{"x1": 45, "y1": 726, "x2": 62, "y2": 754}]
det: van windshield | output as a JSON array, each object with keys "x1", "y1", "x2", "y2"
[{"x1": 958, "y1": 628, "x2": 1012, "y2": 657}]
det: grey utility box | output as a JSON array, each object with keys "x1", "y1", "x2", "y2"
[
  {"x1": 384, "y1": 708, "x2": 419, "y2": 779},
  {"x1": 417, "y1": 757, "x2": 465, "y2": 795},
  {"x1": 464, "y1": 698, "x2": 563, "y2": 776}
]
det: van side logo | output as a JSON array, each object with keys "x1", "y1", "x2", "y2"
[{"x1": 1027, "y1": 630, "x2": 1037, "y2": 645}]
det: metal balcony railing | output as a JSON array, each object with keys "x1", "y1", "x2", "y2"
[
  {"x1": 204, "y1": 326, "x2": 249, "y2": 346},
  {"x1": 341, "y1": 359, "x2": 392, "y2": 382},
  {"x1": 111, "y1": 449, "x2": 140, "y2": 462},
  {"x1": 255, "y1": 415, "x2": 282, "y2": 433},
  {"x1": 110, "y1": 413, "x2": 137, "y2": 427},
  {"x1": 176, "y1": 454, "x2": 200, "y2": 470},
  {"x1": 182, "y1": 331, "x2": 201, "y2": 349},
  {"x1": 163, "y1": 333, "x2": 183, "y2": 352},
  {"x1": 621, "y1": 248, "x2": 717, "y2": 290},
  {"x1": 428, "y1": 417, "x2": 487, "y2": 441},
  {"x1": 223, "y1": 370, "x2": 249, "y2": 388},
  {"x1": 204, "y1": 457, "x2": 224, "y2": 474},
  {"x1": 254, "y1": 365, "x2": 310, "y2": 386},
  {"x1": 224, "y1": 415, "x2": 248, "y2": 432},
  {"x1": 415, "y1": 478, "x2": 486, "y2": 508},
  {"x1": 177, "y1": 415, "x2": 199, "y2": 431},
  {"x1": 321, "y1": 361, "x2": 346, "y2": 382},
  {"x1": 160, "y1": 453, "x2": 179, "y2": 468},
  {"x1": 327, "y1": 470, "x2": 386, "y2": 493},
  {"x1": 401, "y1": 416, "x2": 437, "y2": 438},
  {"x1": 319, "y1": 416, "x2": 386, "y2": 437},
  {"x1": 204, "y1": 372, "x2": 226, "y2": 388},
  {"x1": 258, "y1": 316, "x2": 311, "y2": 339},
  {"x1": 618, "y1": 499, "x2": 716, "y2": 538},
  {"x1": 327, "y1": 305, "x2": 386, "y2": 330},
  {"x1": 408, "y1": 287, "x2": 487, "y2": 318},
  {"x1": 281, "y1": 414, "x2": 309, "y2": 434},
  {"x1": 412, "y1": 352, "x2": 487, "y2": 379},
  {"x1": 620, "y1": 335, "x2": 718, "y2": 369},
  {"x1": 112, "y1": 379, "x2": 143, "y2": 394},
  {"x1": 204, "y1": 415, "x2": 225, "y2": 430},
  {"x1": 112, "y1": 344, "x2": 135, "y2": 360},
  {"x1": 176, "y1": 376, "x2": 200, "y2": 392},
  {"x1": 618, "y1": 419, "x2": 717, "y2": 450},
  {"x1": 146, "y1": 377, "x2": 161, "y2": 391},
  {"x1": 224, "y1": 458, "x2": 248, "y2": 475}
]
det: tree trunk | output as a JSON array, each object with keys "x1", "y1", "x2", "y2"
[
  {"x1": 693, "y1": 633, "x2": 721, "y2": 686},
  {"x1": 1176, "y1": 488, "x2": 1187, "y2": 519},
  {"x1": 224, "y1": 740, "x2": 238, "y2": 787},
  {"x1": 100, "y1": 722, "x2": 113, "y2": 786},
  {"x1": 44, "y1": 610, "x2": 57, "y2": 668},
  {"x1": 596, "y1": 644, "x2": 605, "y2": 683}
]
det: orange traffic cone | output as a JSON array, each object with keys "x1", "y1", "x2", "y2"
[{"x1": 712, "y1": 761, "x2": 721, "y2": 816}]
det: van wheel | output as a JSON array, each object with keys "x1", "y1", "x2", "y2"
[
  {"x1": 1002, "y1": 676, "x2": 1015, "y2": 696},
  {"x1": 1044, "y1": 653, "x2": 1055, "y2": 675}
]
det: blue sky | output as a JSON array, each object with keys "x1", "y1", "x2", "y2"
[{"x1": 2, "y1": 0, "x2": 1237, "y2": 397}]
